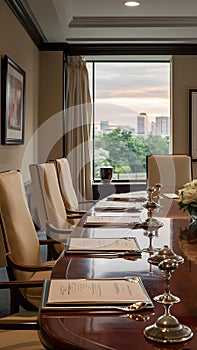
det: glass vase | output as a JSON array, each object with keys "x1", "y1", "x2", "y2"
[
  {"x1": 190, "y1": 209, "x2": 197, "y2": 223},
  {"x1": 189, "y1": 209, "x2": 197, "y2": 235}
]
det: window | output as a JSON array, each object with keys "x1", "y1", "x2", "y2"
[{"x1": 87, "y1": 60, "x2": 171, "y2": 182}]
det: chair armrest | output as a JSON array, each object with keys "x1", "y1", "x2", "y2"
[
  {"x1": 78, "y1": 200, "x2": 98, "y2": 211},
  {"x1": 78, "y1": 200, "x2": 98, "y2": 204},
  {"x1": 67, "y1": 213, "x2": 84, "y2": 219},
  {"x1": 46, "y1": 221, "x2": 72, "y2": 237},
  {"x1": 7, "y1": 254, "x2": 54, "y2": 272},
  {"x1": 0, "y1": 280, "x2": 44, "y2": 289},
  {"x1": 67, "y1": 209, "x2": 86, "y2": 216},
  {"x1": 39, "y1": 238, "x2": 66, "y2": 245},
  {"x1": 0, "y1": 312, "x2": 39, "y2": 330}
]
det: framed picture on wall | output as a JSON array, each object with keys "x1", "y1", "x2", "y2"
[
  {"x1": 189, "y1": 88, "x2": 197, "y2": 160},
  {"x1": 1, "y1": 55, "x2": 26, "y2": 145}
]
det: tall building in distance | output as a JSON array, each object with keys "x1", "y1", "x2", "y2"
[
  {"x1": 100, "y1": 121, "x2": 109, "y2": 132},
  {"x1": 155, "y1": 116, "x2": 170, "y2": 135},
  {"x1": 137, "y1": 113, "x2": 148, "y2": 135}
]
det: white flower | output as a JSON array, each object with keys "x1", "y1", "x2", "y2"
[
  {"x1": 178, "y1": 179, "x2": 197, "y2": 212},
  {"x1": 181, "y1": 189, "x2": 197, "y2": 204}
]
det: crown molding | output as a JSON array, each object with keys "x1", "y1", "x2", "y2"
[
  {"x1": 4, "y1": 1, "x2": 197, "y2": 53},
  {"x1": 5, "y1": 0, "x2": 46, "y2": 48},
  {"x1": 69, "y1": 16, "x2": 197, "y2": 28},
  {"x1": 65, "y1": 43, "x2": 197, "y2": 56},
  {"x1": 66, "y1": 37, "x2": 197, "y2": 44}
]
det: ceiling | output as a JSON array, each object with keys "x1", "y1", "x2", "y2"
[{"x1": 21, "y1": 0, "x2": 197, "y2": 45}]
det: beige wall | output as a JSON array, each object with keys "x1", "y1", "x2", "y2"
[
  {"x1": 0, "y1": 1, "x2": 39, "y2": 182},
  {"x1": 0, "y1": 3, "x2": 64, "y2": 182},
  {"x1": 38, "y1": 51, "x2": 63, "y2": 162},
  {"x1": 172, "y1": 56, "x2": 197, "y2": 177}
]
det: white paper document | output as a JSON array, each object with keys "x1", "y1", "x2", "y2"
[
  {"x1": 65, "y1": 237, "x2": 140, "y2": 252},
  {"x1": 108, "y1": 193, "x2": 146, "y2": 202},
  {"x1": 46, "y1": 277, "x2": 151, "y2": 306},
  {"x1": 84, "y1": 215, "x2": 140, "y2": 226},
  {"x1": 94, "y1": 201, "x2": 142, "y2": 211},
  {"x1": 163, "y1": 193, "x2": 179, "y2": 199}
]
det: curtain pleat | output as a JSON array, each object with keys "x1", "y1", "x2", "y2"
[{"x1": 65, "y1": 56, "x2": 92, "y2": 201}]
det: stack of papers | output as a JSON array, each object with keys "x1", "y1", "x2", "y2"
[
  {"x1": 94, "y1": 201, "x2": 142, "y2": 211},
  {"x1": 42, "y1": 277, "x2": 153, "y2": 309},
  {"x1": 163, "y1": 193, "x2": 179, "y2": 199},
  {"x1": 65, "y1": 237, "x2": 141, "y2": 253},
  {"x1": 84, "y1": 215, "x2": 141, "y2": 227},
  {"x1": 107, "y1": 193, "x2": 146, "y2": 202}
]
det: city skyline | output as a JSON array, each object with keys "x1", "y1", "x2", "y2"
[
  {"x1": 88, "y1": 61, "x2": 170, "y2": 121},
  {"x1": 95, "y1": 114, "x2": 170, "y2": 136}
]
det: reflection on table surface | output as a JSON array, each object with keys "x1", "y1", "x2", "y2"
[{"x1": 39, "y1": 193, "x2": 197, "y2": 350}]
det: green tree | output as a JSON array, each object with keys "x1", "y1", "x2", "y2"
[
  {"x1": 145, "y1": 135, "x2": 169, "y2": 155},
  {"x1": 94, "y1": 129, "x2": 169, "y2": 178}
]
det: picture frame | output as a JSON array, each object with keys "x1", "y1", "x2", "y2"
[
  {"x1": 189, "y1": 88, "x2": 197, "y2": 161},
  {"x1": 1, "y1": 55, "x2": 26, "y2": 144}
]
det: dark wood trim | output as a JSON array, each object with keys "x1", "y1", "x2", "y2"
[
  {"x1": 65, "y1": 43, "x2": 197, "y2": 56},
  {"x1": 5, "y1": 0, "x2": 46, "y2": 48},
  {"x1": 69, "y1": 16, "x2": 197, "y2": 28},
  {"x1": 41, "y1": 42, "x2": 197, "y2": 55},
  {"x1": 189, "y1": 89, "x2": 197, "y2": 161},
  {"x1": 40, "y1": 42, "x2": 197, "y2": 55},
  {"x1": 92, "y1": 182, "x2": 146, "y2": 200},
  {"x1": 39, "y1": 42, "x2": 68, "y2": 51},
  {"x1": 62, "y1": 56, "x2": 67, "y2": 157}
]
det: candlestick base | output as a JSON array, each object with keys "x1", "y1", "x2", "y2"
[{"x1": 144, "y1": 314, "x2": 193, "y2": 343}]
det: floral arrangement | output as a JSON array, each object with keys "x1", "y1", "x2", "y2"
[{"x1": 178, "y1": 179, "x2": 197, "y2": 213}]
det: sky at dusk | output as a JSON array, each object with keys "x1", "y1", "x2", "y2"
[{"x1": 87, "y1": 61, "x2": 170, "y2": 128}]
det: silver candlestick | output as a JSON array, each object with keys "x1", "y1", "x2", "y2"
[
  {"x1": 154, "y1": 183, "x2": 163, "y2": 207},
  {"x1": 142, "y1": 186, "x2": 162, "y2": 228},
  {"x1": 142, "y1": 223, "x2": 163, "y2": 254},
  {"x1": 142, "y1": 186, "x2": 163, "y2": 253},
  {"x1": 144, "y1": 257, "x2": 193, "y2": 343},
  {"x1": 143, "y1": 186, "x2": 158, "y2": 212},
  {"x1": 148, "y1": 246, "x2": 184, "y2": 303},
  {"x1": 154, "y1": 258, "x2": 180, "y2": 304}
]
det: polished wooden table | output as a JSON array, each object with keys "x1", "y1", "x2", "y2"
[{"x1": 38, "y1": 194, "x2": 197, "y2": 350}]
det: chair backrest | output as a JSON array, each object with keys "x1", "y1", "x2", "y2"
[
  {"x1": 0, "y1": 171, "x2": 42, "y2": 281},
  {"x1": 29, "y1": 163, "x2": 69, "y2": 233},
  {"x1": 146, "y1": 154, "x2": 192, "y2": 192},
  {"x1": 55, "y1": 158, "x2": 79, "y2": 212}
]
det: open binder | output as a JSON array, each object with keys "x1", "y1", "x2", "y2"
[
  {"x1": 84, "y1": 215, "x2": 141, "y2": 227},
  {"x1": 40, "y1": 277, "x2": 154, "y2": 311},
  {"x1": 64, "y1": 237, "x2": 141, "y2": 254}
]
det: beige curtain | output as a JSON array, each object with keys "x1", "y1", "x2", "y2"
[{"x1": 65, "y1": 56, "x2": 92, "y2": 201}]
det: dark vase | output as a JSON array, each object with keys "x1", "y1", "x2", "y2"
[{"x1": 100, "y1": 166, "x2": 113, "y2": 183}]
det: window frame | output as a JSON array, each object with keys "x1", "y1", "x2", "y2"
[{"x1": 86, "y1": 57, "x2": 171, "y2": 184}]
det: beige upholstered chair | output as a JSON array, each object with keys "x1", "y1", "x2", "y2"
[
  {"x1": 0, "y1": 296, "x2": 43, "y2": 349},
  {"x1": 55, "y1": 158, "x2": 95, "y2": 215},
  {"x1": 0, "y1": 170, "x2": 55, "y2": 312},
  {"x1": 0, "y1": 281, "x2": 44, "y2": 349},
  {"x1": 0, "y1": 329, "x2": 44, "y2": 349},
  {"x1": 29, "y1": 163, "x2": 75, "y2": 256},
  {"x1": 146, "y1": 154, "x2": 192, "y2": 192}
]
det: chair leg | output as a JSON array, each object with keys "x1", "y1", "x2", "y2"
[
  {"x1": 10, "y1": 287, "x2": 19, "y2": 314},
  {"x1": 47, "y1": 243, "x2": 59, "y2": 260}
]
